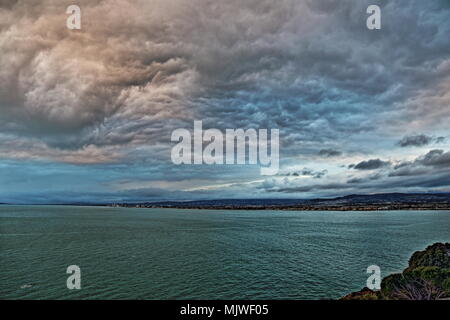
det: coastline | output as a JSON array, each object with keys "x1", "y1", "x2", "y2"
[
  {"x1": 108, "y1": 193, "x2": 450, "y2": 211},
  {"x1": 121, "y1": 206, "x2": 450, "y2": 211},
  {"x1": 3, "y1": 193, "x2": 449, "y2": 211},
  {"x1": 108, "y1": 203, "x2": 450, "y2": 211}
]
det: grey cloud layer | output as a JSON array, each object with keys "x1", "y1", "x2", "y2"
[
  {"x1": 350, "y1": 159, "x2": 391, "y2": 170},
  {"x1": 397, "y1": 134, "x2": 445, "y2": 147},
  {"x1": 263, "y1": 149, "x2": 450, "y2": 195},
  {"x1": 1, "y1": 1, "x2": 449, "y2": 151},
  {"x1": 0, "y1": 0, "x2": 450, "y2": 201}
]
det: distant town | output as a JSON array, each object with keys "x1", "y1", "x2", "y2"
[{"x1": 107, "y1": 193, "x2": 450, "y2": 211}]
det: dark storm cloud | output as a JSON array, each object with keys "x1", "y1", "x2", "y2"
[
  {"x1": 283, "y1": 168, "x2": 328, "y2": 179},
  {"x1": 417, "y1": 149, "x2": 450, "y2": 167},
  {"x1": 397, "y1": 134, "x2": 446, "y2": 147},
  {"x1": 318, "y1": 149, "x2": 342, "y2": 157},
  {"x1": 267, "y1": 164, "x2": 450, "y2": 195},
  {"x1": 387, "y1": 149, "x2": 450, "y2": 178},
  {"x1": 1, "y1": 0, "x2": 450, "y2": 155},
  {"x1": 398, "y1": 134, "x2": 433, "y2": 147},
  {"x1": 346, "y1": 177, "x2": 363, "y2": 184},
  {"x1": 302, "y1": 169, "x2": 328, "y2": 179},
  {"x1": 266, "y1": 182, "x2": 348, "y2": 194},
  {"x1": 0, "y1": 0, "x2": 18, "y2": 9},
  {"x1": 388, "y1": 166, "x2": 429, "y2": 177},
  {"x1": 351, "y1": 159, "x2": 391, "y2": 170},
  {"x1": 347, "y1": 173, "x2": 382, "y2": 184}
]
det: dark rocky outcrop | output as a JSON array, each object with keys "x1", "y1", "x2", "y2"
[{"x1": 341, "y1": 243, "x2": 450, "y2": 300}]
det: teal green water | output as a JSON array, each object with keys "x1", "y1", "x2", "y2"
[{"x1": 0, "y1": 206, "x2": 449, "y2": 300}]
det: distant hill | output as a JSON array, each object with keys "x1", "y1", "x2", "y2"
[{"x1": 110, "y1": 193, "x2": 450, "y2": 210}]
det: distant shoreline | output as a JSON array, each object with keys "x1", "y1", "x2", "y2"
[
  {"x1": 2, "y1": 192, "x2": 450, "y2": 211},
  {"x1": 2, "y1": 203, "x2": 450, "y2": 211},
  {"x1": 109, "y1": 193, "x2": 450, "y2": 211},
  {"x1": 108, "y1": 204, "x2": 450, "y2": 211},
  {"x1": 1, "y1": 204, "x2": 450, "y2": 211}
]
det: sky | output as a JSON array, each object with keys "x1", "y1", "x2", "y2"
[{"x1": 0, "y1": 0, "x2": 450, "y2": 204}]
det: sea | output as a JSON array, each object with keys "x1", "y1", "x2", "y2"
[{"x1": 0, "y1": 205, "x2": 449, "y2": 299}]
